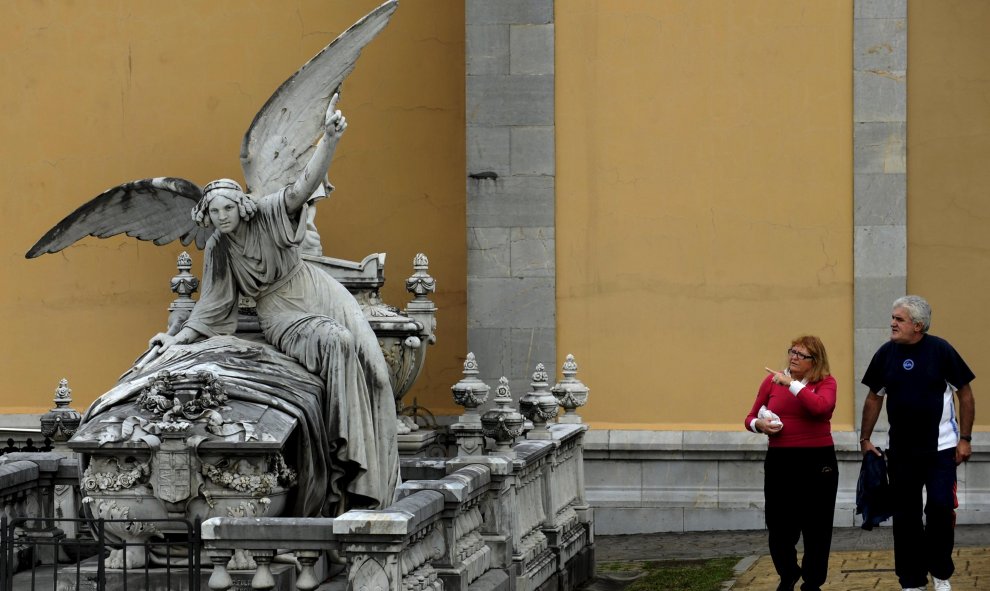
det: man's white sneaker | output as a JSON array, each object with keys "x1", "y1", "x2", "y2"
[
  {"x1": 901, "y1": 587, "x2": 925, "y2": 591},
  {"x1": 933, "y1": 577, "x2": 952, "y2": 590}
]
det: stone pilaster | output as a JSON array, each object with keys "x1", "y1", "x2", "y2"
[
  {"x1": 854, "y1": 0, "x2": 907, "y2": 431},
  {"x1": 466, "y1": 0, "x2": 556, "y2": 396}
]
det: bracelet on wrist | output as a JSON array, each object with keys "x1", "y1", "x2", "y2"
[
  {"x1": 960, "y1": 434, "x2": 972, "y2": 443},
  {"x1": 859, "y1": 437, "x2": 869, "y2": 443}
]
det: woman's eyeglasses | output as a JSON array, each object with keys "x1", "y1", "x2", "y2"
[{"x1": 787, "y1": 348, "x2": 814, "y2": 361}]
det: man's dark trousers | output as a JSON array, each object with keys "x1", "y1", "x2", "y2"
[{"x1": 888, "y1": 447, "x2": 957, "y2": 588}]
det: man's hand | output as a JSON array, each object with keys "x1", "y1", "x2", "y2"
[
  {"x1": 956, "y1": 439, "x2": 973, "y2": 464},
  {"x1": 861, "y1": 438, "x2": 882, "y2": 457}
]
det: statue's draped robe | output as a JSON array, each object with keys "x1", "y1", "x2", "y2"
[{"x1": 90, "y1": 190, "x2": 398, "y2": 516}]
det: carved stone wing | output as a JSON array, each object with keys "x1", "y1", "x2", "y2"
[
  {"x1": 26, "y1": 177, "x2": 209, "y2": 258},
  {"x1": 239, "y1": 0, "x2": 398, "y2": 196}
]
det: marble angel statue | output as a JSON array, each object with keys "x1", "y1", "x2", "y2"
[{"x1": 26, "y1": 1, "x2": 399, "y2": 518}]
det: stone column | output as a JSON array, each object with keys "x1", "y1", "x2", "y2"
[
  {"x1": 854, "y1": 0, "x2": 907, "y2": 432},
  {"x1": 466, "y1": 0, "x2": 557, "y2": 395}
]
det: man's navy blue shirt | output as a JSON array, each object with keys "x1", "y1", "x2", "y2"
[{"x1": 862, "y1": 334, "x2": 974, "y2": 453}]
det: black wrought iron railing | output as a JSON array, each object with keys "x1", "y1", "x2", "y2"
[{"x1": 1, "y1": 516, "x2": 201, "y2": 591}]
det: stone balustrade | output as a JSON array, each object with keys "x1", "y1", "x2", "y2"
[
  {"x1": 198, "y1": 423, "x2": 593, "y2": 591},
  {"x1": 0, "y1": 452, "x2": 79, "y2": 574},
  {"x1": 201, "y1": 517, "x2": 340, "y2": 591}
]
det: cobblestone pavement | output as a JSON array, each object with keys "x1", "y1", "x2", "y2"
[{"x1": 593, "y1": 525, "x2": 990, "y2": 590}]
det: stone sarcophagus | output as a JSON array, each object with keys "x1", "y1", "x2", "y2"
[{"x1": 69, "y1": 369, "x2": 298, "y2": 567}]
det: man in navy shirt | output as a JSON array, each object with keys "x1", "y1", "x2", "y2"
[{"x1": 860, "y1": 295, "x2": 975, "y2": 591}]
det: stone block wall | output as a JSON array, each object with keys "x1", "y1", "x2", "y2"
[{"x1": 584, "y1": 430, "x2": 990, "y2": 534}]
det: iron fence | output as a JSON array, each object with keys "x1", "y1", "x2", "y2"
[{"x1": 1, "y1": 515, "x2": 201, "y2": 590}]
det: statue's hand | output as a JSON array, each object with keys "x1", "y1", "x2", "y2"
[
  {"x1": 149, "y1": 332, "x2": 178, "y2": 352},
  {"x1": 325, "y1": 92, "x2": 347, "y2": 138}
]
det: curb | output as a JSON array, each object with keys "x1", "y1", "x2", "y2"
[{"x1": 722, "y1": 555, "x2": 760, "y2": 590}]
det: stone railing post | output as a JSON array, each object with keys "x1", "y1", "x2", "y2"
[
  {"x1": 335, "y1": 491, "x2": 446, "y2": 591},
  {"x1": 0, "y1": 453, "x2": 78, "y2": 565},
  {"x1": 544, "y1": 424, "x2": 595, "y2": 589},
  {"x1": 396, "y1": 465, "x2": 502, "y2": 591},
  {"x1": 504, "y1": 441, "x2": 555, "y2": 591},
  {"x1": 39, "y1": 378, "x2": 82, "y2": 543},
  {"x1": 444, "y1": 456, "x2": 517, "y2": 576}
]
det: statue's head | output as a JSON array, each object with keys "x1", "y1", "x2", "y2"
[{"x1": 192, "y1": 179, "x2": 258, "y2": 232}]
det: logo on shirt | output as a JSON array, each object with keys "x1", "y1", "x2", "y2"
[{"x1": 903, "y1": 359, "x2": 915, "y2": 370}]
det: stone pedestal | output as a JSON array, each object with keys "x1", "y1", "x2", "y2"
[{"x1": 397, "y1": 429, "x2": 445, "y2": 457}]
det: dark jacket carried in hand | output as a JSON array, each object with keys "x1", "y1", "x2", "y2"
[{"x1": 856, "y1": 449, "x2": 893, "y2": 530}]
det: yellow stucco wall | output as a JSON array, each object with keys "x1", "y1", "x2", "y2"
[
  {"x1": 556, "y1": 1, "x2": 855, "y2": 430},
  {"x1": 907, "y1": 0, "x2": 990, "y2": 426},
  {"x1": 1, "y1": 1, "x2": 466, "y2": 414}
]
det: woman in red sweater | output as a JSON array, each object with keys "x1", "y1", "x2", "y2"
[{"x1": 745, "y1": 335, "x2": 838, "y2": 591}]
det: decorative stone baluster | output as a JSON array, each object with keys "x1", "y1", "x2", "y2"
[
  {"x1": 295, "y1": 550, "x2": 322, "y2": 591},
  {"x1": 207, "y1": 549, "x2": 234, "y2": 590},
  {"x1": 450, "y1": 353, "x2": 490, "y2": 456},
  {"x1": 481, "y1": 378, "x2": 524, "y2": 457},
  {"x1": 518, "y1": 364, "x2": 558, "y2": 440},
  {"x1": 550, "y1": 354, "x2": 590, "y2": 424},
  {"x1": 251, "y1": 550, "x2": 277, "y2": 590},
  {"x1": 168, "y1": 251, "x2": 200, "y2": 334}
]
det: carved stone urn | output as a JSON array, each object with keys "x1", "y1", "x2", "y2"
[
  {"x1": 481, "y1": 377, "x2": 524, "y2": 456},
  {"x1": 550, "y1": 354, "x2": 589, "y2": 424},
  {"x1": 518, "y1": 363, "x2": 558, "y2": 440},
  {"x1": 40, "y1": 378, "x2": 82, "y2": 443},
  {"x1": 450, "y1": 352, "x2": 490, "y2": 456}
]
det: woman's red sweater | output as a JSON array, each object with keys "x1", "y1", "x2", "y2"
[{"x1": 744, "y1": 374, "x2": 836, "y2": 447}]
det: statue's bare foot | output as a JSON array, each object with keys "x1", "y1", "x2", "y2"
[{"x1": 106, "y1": 546, "x2": 146, "y2": 569}]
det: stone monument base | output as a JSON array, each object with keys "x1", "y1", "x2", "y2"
[{"x1": 397, "y1": 428, "x2": 446, "y2": 457}]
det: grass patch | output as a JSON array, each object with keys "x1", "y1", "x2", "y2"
[{"x1": 598, "y1": 557, "x2": 741, "y2": 591}]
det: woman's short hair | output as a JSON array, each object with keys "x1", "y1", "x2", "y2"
[
  {"x1": 191, "y1": 178, "x2": 258, "y2": 228},
  {"x1": 791, "y1": 335, "x2": 830, "y2": 383},
  {"x1": 892, "y1": 295, "x2": 931, "y2": 332}
]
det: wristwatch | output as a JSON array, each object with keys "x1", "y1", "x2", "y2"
[{"x1": 960, "y1": 434, "x2": 973, "y2": 442}]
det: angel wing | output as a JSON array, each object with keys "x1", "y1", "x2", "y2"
[
  {"x1": 25, "y1": 177, "x2": 211, "y2": 258},
  {"x1": 240, "y1": 0, "x2": 398, "y2": 196}
]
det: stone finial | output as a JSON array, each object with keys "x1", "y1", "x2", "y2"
[
  {"x1": 406, "y1": 253, "x2": 436, "y2": 298},
  {"x1": 519, "y1": 363, "x2": 558, "y2": 440},
  {"x1": 168, "y1": 251, "x2": 200, "y2": 333},
  {"x1": 171, "y1": 252, "x2": 199, "y2": 298},
  {"x1": 405, "y1": 253, "x2": 437, "y2": 346},
  {"x1": 451, "y1": 353, "x2": 490, "y2": 416},
  {"x1": 450, "y1": 353, "x2": 490, "y2": 456},
  {"x1": 551, "y1": 354, "x2": 589, "y2": 424},
  {"x1": 481, "y1": 377, "x2": 524, "y2": 456},
  {"x1": 40, "y1": 378, "x2": 82, "y2": 442}
]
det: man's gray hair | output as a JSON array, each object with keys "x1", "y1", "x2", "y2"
[{"x1": 893, "y1": 295, "x2": 931, "y2": 332}]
